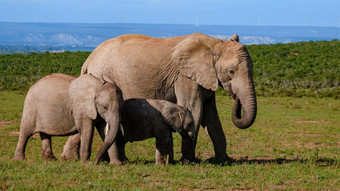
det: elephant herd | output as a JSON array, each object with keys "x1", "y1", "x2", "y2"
[{"x1": 13, "y1": 33, "x2": 257, "y2": 165}]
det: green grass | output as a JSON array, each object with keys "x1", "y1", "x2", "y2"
[{"x1": 1, "y1": 91, "x2": 339, "y2": 190}]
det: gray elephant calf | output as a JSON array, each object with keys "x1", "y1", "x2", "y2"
[
  {"x1": 110, "y1": 98, "x2": 195, "y2": 165},
  {"x1": 13, "y1": 73, "x2": 123, "y2": 162}
]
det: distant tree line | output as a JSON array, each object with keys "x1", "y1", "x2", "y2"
[{"x1": 1, "y1": 40, "x2": 339, "y2": 98}]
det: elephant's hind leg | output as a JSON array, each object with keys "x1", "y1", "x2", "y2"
[
  {"x1": 40, "y1": 133, "x2": 57, "y2": 160},
  {"x1": 61, "y1": 133, "x2": 80, "y2": 160},
  {"x1": 13, "y1": 129, "x2": 32, "y2": 160}
]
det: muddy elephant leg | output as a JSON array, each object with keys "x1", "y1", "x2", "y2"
[
  {"x1": 201, "y1": 94, "x2": 230, "y2": 163},
  {"x1": 61, "y1": 133, "x2": 80, "y2": 160},
  {"x1": 40, "y1": 132, "x2": 57, "y2": 160},
  {"x1": 14, "y1": 130, "x2": 32, "y2": 160}
]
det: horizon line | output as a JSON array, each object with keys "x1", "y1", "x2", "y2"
[{"x1": 0, "y1": 21, "x2": 338, "y2": 28}]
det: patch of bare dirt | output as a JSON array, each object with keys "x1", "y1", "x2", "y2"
[
  {"x1": 297, "y1": 142, "x2": 325, "y2": 149},
  {"x1": 0, "y1": 120, "x2": 16, "y2": 127},
  {"x1": 153, "y1": 180, "x2": 166, "y2": 185},
  {"x1": 197, "y1": 152, "x2": 214, "y2": 159},
  {"x1": 292, "y1": 120, "x2": 326, "y2": 124},
  {"x1": 289, "y1": 133, "x2": 324, "y2": 137},
  {"x1": 7, "y1": 131, "x2": 39, "y2": 138},
  {"x1": 230, "y1": 155, "x2": 277, "y2": 161},
  {"x1": 8, "y1": 131, "x2": 19, "y2": 135}
]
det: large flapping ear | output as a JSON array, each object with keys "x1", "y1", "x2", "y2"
[
  {"x1": 69, "y1": 75, "x2": 98, "y2": 120},
  {"x1": 160, "y1": 104, "x2": 185, "y2": 134},
  {"x1": 230, "y1": 34, "x2": 239, "y2": 42},
  {"x1": 171, "y1": 35, "x2": 219, "y2": 91}
]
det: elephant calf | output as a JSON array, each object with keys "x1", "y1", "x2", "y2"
[
  {"x1": 13, "y1": 73, "x2": 123, "y2": 162},
  {"x1": 110, "y1": 98, "x2": 195, "y2": 165}
]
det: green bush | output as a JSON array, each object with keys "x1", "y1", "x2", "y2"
[
  {"x1": 1, "y1": 40, "x2": 340, "y2": 98},
  {"x1": 0, "y1": 51, "x2": 90, "y2": 91},
  {"x1": 246, "y1": 40, "x2": 340, "y2": 98}
]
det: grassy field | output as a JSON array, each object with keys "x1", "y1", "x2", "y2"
[{"x1": 0, "y1": 91, "x2": 339, "y2": 190}]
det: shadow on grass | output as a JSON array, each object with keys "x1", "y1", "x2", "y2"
[
  {"x1": 100, "y1": 154, "x2": 339, "y2": 167},
  {"x1": 204, "y1": 156, "x2": 339, "y2": 167}
]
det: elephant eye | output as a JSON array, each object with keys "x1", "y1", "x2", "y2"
[{"x1": 228, "y1": 69, "x2": 235, "y2": 76}]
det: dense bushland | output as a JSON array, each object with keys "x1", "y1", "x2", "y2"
[
  {"x1": 1, "y1": 40, "x2": 339, "y2": 98},
  {"x1": 247, "y1": 40, "x2": 340, "y2": 98},
  {"x1": 0, "y1": 51, "x2": 89, "y2": 90}
]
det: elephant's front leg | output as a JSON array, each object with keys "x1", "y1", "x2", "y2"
[
  {"x1": 175, "y1": 77, "x2": 204, "y2": 163},
  {"x1": 78, "y1": 119, "x2": 94, "y2": 162},
  {"x1": 155, "y1": 139, "x2": 165, "y2": 165},
  {"x1": 107, "y1": 141, "x2": 124, "y2": 165},
  {"x1": 165, "y1": 137, "x2": 174, "y2": 165},
  {"x1": 116, "y1": 141, "x2": 128, "y2": 163},
  {"x1": 95, "y1": 120, "x2": 123, "y2": 165},
  {"x1": 155, "y1": 133, "x2": 173, "y2": 165},
  {"x1": 201, "y1": 94, "x2": 230, "y2": 163}
]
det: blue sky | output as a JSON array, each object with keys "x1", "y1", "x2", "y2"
[{"x1": 1, "y1": 0, "x2": 340, "y2": 27}]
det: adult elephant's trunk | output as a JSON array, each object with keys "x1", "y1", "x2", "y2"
[
  {"x1": 94, "y1": 116, "x2": 120, "y2": 165},
  {"x1": 231, "y1": 85, "x2": 257, "y2": 129}
]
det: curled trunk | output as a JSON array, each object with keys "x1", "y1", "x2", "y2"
[{"x1": 231, "y1": 87, "x2": 257, "y2": 129}]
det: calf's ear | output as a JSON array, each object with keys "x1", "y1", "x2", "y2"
[
  {"x1": 160, "y1": 106, "x2": 184, "y2": 134},
  {"x1": 69, "y1": 75, "x2": 98, "y2": 120}
]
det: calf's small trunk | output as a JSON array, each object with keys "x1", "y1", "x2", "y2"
[{"x1": 94, "y1": 116, "x2": 120, "y2": 165}]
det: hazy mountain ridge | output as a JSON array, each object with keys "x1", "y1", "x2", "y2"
[
  {"x1": 23, "y1": 33, "x2": 100, "y2": 46},
  {"x1": 1, "y1": 22, "x2": 339, "y2": 53}
]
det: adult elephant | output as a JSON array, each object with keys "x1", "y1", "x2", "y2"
[{"x1": 64, "y1": 33, "x2": 257, "y2": 163}]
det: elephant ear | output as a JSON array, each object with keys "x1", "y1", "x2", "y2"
[
  {"x1": 230, "y1": 34, "x2": 239, "y2": 42},
  {"x1": 69, "y1": 75, "x2": 98, "y2": 120},
  {"x1": 160, "y1": 105, "x2": 185, "y2": 134},
  {"x1": 171, "y1": 35, "x2": 218, "y2": 91}
]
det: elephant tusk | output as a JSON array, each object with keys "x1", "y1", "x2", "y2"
[
  {"x1": 104, "y1": 123, "x2": 109, "y2": 136},
  {"x1": 120, "y1": 124, "x2": 125, "y2": 136}
]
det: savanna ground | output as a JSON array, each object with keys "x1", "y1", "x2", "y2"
[
  {"x1": 0, "y1": 41, "x2": 339, "y2": 190},
  {"x1": 0, "y1": 91, "x2": 339, "y2": 190}
]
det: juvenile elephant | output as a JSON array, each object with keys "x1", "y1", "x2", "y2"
[
  {"x1": 13, "y1": 73, "x2": 123, "y2": 163},
  {"x1": 108, "y1": 98, "x2": 195, "y2": 165}
]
